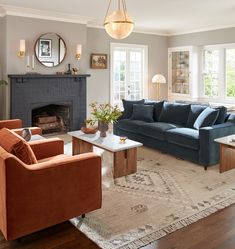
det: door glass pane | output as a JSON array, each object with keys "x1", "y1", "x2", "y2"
[
  {"x1": 203, "y1": 49, "x2": 219, "y2": 97},
  {"x1": 226, "y1": 49, "x2": 235, "y2": 98},
  {"x1": 171, "y1": 51, "x2": 190, "y2": 94}
]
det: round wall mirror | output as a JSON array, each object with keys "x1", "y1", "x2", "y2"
[{"x1": 34, "y1": 33, "x2": 66, "y2": 67}]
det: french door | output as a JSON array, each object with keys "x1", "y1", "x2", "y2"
[{"x1": 110, "y1": 43, "x2": 148, "y2": 108}]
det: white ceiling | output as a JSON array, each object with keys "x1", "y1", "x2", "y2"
[{"x1": 0, "y1": 0, "x2": 235, "y2": 36}]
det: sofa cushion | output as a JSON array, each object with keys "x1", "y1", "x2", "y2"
[
  {"x1": 193, "y1": 107, "x2": 219, "y2": 130},
  {"x1": 122, "y1": 99, "x2": 145, "y2": 119},
  {"x1": 0, "y1": 128, "x2": 37, "y2": 164},
  {"x1": 138, "y1": 122, "x2": 182, "y2": 141},
  {"x1": 159, "y1": 102, "x2": 191, "y2": 126},
  {"x1": 145, "y1": 100, "x2": 164, "y2": 121},
  {"x1": 130, "y1": 104, "x2": 154, "y2": 122},
  {"x1": 186, "y1": 105, "x2": 207, "y2": 128},
  {"x1": 213, "y1": 106, "x2": 227, "y2": 124},
  {"x1": 115, "y1": 119, "x2": 147, "y2": 133},
  {"x1": 166, "y1": 128, "x2": 199, "y2": 150}
]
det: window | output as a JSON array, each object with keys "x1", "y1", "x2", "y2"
[
  {"x1": 202, "y1": 44, "x2": 235, "y2": 101},
  {"x1": 110, "y1": 43, "x2": 148, "y2": 108}
]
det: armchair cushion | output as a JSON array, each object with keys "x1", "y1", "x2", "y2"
[{"x1": 0, "y1": 128, "x2": 37, "y2": 165}]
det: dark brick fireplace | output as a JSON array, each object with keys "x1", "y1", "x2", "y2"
[{"x1": 8, "y1": 74, "x2": 90, "y2": 131}]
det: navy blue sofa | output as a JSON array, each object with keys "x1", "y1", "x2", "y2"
[{"x1": 113, "y1": 100, "x2": 235, "y2": 169}]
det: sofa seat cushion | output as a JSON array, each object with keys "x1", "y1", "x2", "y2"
[
  {"x1": 138, "y1": 122, "x2": 182, "y2": 141},
  {"x1": 166, "y1": 128, "x2": 199, "y2": 150},
  {"x1": 116, "y1": 119, "x2": 147, "y2": 133},
  {"x1": 0, "y1": 128, "x2": 38, "y2": 164}
]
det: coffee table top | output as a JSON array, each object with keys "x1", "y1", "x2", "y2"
[
  {"x1": 215, "y1": 135, "x2": 235, "y2": 147},
  {"x1": 68, "y1": 130, "x2": 143, "y2": 152}
]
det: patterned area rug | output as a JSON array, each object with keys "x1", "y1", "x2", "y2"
[{"x1": 65, "y1": 139, "x2": 235, "y2": 249}]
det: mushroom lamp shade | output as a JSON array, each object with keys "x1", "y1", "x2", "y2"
[{"x1": 152, "y1": 74, "x2": 166, "y2": 84}]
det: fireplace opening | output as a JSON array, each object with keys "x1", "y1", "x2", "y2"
[{"x1": 32, "y1": 104, "x2": 70, "y2": 134}]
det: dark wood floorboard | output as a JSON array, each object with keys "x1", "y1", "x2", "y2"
[{"x1": 2, "y1": 204, "x2": 235, "y2": 249}]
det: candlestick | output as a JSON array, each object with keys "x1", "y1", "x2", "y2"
[{"x1": 27, "y1": 56, "x2": 30, "y2": 68}]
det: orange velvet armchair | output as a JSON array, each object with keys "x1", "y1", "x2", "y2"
[
  {"x1": 0, "y1": 119, "x2": 41, "y2": 135},
  {"x1": 0, "y1": 137, "x2": 102, "y2": 241}
]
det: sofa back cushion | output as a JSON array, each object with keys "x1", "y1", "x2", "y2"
[
  {"x1": 193, "y1": 107, "x2": 219, "y2": 130},
  {"x1": 130, "y1": 104, "x2": 154, "y2": 122},
  {"x1": 144, "y1": 100, "x2": 164, "y2": 121},
  {"x1": 159, "y1": 102, "x2": 190, "y2": 126},
  {"x1": 0, "y1": 128, "x2": 37, "y2": 165},
  {"x1": 122, "y1": 99, "x2": 145, "y2": 119},
  {"x1": 186, "y1": 105, "x2": 207, "y2": 128}
]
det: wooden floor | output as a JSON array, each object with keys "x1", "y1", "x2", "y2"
[{"x1": 2, "y1": 204, "x2": 235, "y2": 249}]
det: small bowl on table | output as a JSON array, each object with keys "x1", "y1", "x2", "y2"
[
  {"x1": 119, "y1": 136, "x2": 127, "y2": 144},
  {"x1": 81, "y1": 126, "x2": 98, "y2": 134}
]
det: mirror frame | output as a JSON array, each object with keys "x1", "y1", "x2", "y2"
[{"x1": 34, "y1": 32, "x2": 67, "y2": 68}]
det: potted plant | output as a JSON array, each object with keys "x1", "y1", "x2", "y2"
[
  {"x1": 89, "y1": 102, "x2": 122, "y2": 137},
  {"x1": 0, "y1": 80, "x2": 7, "y2": 85}
]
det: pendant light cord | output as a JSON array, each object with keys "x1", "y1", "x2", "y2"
[
  {"x1": 104, "y1": 0, "x2": 112, "y2": 24},
  {"x1": 122, "y1": 0, "x2": 127, "y2": 21}
]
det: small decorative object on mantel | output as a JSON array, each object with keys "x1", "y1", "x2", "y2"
[
  {"x1": 89, "y1": 102, "x2": 122, "y2": 137},
  {"x1": 0, "y1": 80, "x2": 7, "y2": 85},
  {"x1": 72, "y1": 67, "x2": 79, "y2": 75},
  {"x1": 65, "y1": 63, "x2": 72, "y2": 75},
  {"x1": 90, "y1": 54, "x2": 108, "y2": 69},
  {"x1": 21, "y1": 128, "x2": 32, "y2": 141},
  {"x1": 81, "y1": 119, "x2": 98, "y2": 134}
]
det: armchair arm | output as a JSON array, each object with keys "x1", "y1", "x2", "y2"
[
  {"x1": 0, "y1": 119, "x2": 22, "y2": 129},
  {"x1": 5, "y1": 152, "x2": 101, "y2": 240},
  {"x1": 199, "y1": 122, "x2": 235, "y2": 165},
  {"x1": 29, "y1": 138, "x2": 64, "y2": 160},
  {"x1": 12, "y1": 127, "x2": 42, "y2": 135}
]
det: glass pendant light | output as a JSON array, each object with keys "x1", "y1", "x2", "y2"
[{"x1": 104, "y1": 0, "x2": 134, "y2": 39}]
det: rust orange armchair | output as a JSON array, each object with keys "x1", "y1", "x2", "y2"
[
  {"x1": 0, "y1": 133, "x2": 102, "y2": 241},
  {"x1": 0, "y1": 118, "x2": 42, "y2": 135}
]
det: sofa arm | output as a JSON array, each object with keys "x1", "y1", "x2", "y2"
[
  {"x1": 29, "y1": 138, "x2": 64, "y2": 160},
  {"x1": 5, "y1": 153, "x2": 101, "y2": 240},
  {"x1": 199, "y1": 122, "x2": 235, "y2": 166},
  {"x1": 0, "y1": 119, "x2": 22, "y2": 129}
]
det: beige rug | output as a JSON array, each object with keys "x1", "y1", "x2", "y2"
[{"x1": 61, "y1": 136, "x2": 235, "y2": 249}]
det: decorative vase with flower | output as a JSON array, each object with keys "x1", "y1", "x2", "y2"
[{"x1": 88, "y1": 102, "x2": 122, "y2": 137}]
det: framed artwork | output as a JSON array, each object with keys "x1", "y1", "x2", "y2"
[
  {"x1": 90, "y1": 54, "x2": 108, "y2": 69},
  {"x1": 39, "y1": 39, "x2": 52, "y2": 57}
]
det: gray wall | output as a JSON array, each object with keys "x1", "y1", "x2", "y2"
[
  {"x1": 168, "y1": 27, "x2": 235, "y2": 47},
  {"x1": 87, "y1": 27, "x2": 168, "y2": 109}
]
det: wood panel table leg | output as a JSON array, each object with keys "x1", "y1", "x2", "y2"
[
  {"x1": 220, "y1": 144, "x2": 235, "y2": 173},
  {"x1": 126, "y1": 148, "x2": 137, "y2": 175},
  {"x1": 72, "y1": 137, "x2": 93, "y2": 155},
  {"x1": 113, "y1": 150, "x2": 126, "y2": 178}
]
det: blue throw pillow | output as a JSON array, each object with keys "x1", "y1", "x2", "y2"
[
  {"x1": 193, "y1": 107, "x2": 219, "y2": 130},
  {"x1": 130, "y1": 104, "x2": 154, "y2": 122},
  {"x1": 159, "y1": 102, "x2": 190, "y2": 126},
  {"x1": 144, "y1": 100, "x2": 164, "y2": 121},
  {"x1": 186, "y1": 105, "x2": 207, "y2": 128},
  {"x1": 213, "y1": 106, "x2": 227, "y2": 124},
  {"x1": 122, "y1": 99, "x2": 145, "y2": 119}
]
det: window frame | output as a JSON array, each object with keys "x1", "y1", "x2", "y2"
[
  {"x1": 110, "y1": 43, "x2": 148, "y2": 107},
  {"x1": 200, "y1": 43, "x2": 235, "y2": 103}
]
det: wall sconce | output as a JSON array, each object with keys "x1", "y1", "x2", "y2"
[
  {"x1": 75, "y1": 44, "x2": 82, "y2": 60},
  {"x1": 17, "y1": 40, "x2": 26, "y2": 58}
]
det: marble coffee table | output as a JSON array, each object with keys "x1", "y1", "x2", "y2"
[{"x1": 68, "y1": 130, "x2": 143, "y2": 178}]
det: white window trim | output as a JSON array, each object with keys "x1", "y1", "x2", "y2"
[
  {"x1": 110, "y1": 42, "x2": 148, "y2": 105},
  {"x1": 200, "y1": 42, "x2": 235, "y2": 104}
]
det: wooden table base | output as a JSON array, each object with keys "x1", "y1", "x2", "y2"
[
  {"x1": 219, "y1": 144, "x2": 235, "y2": 173},
  {"x1": 72, "y1": 137, "x2": 137, "y2": 178}
]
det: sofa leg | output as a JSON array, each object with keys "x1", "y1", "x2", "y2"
[
  {"x1": 81, "y1": 214, "x2": 85, "y2": 218},
  {"x1": 204, "y1": 166, "x2": 208, "y2": 171}
]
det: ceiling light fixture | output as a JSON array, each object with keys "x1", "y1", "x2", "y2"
[{"x1": 104, "y1": 0, "x2": 134, "y2": 39}]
